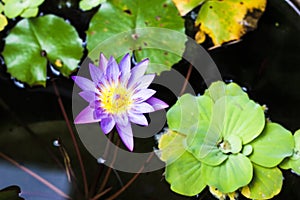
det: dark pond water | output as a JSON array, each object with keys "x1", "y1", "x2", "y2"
[{"x1": 0, "y1": 0, "x2": 300, "y2": 200}]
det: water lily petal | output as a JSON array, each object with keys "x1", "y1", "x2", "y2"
[
  {"x1": 94, "y1": 107, "x2": 109, "y2": 119},
  {"x1": 134, "y1": 74, "x2": 155, "y2": 90},
  {"x1": 116, "y1": 123, "x2": 134, "y2": 151},
  {"x1": 128, "y1": 58, "x2": 149, "y2": 88},
  {"x1": 131, "y1": 102, "x2": 154, "y2": 113},
  {"x1": 146, "y1": 97, "x2": 169, "y2": 110},
  {"x1": 128, "y1": 111, "x2": 148, "y2": 126},
  {"x1": 101, "y1": 116, "x2": 115, "y2": 134},
  {"x1": 89, "y1": 63, "x2": 103, "y2": 84},
  {"x1": 99, "y1": 53, "x2": 108, "y2": 73},
  {"x1": 72, "y1": 76, "x2": 96, "y2": 92},
  {"x1": 74, "y1": 106, "x2": 99, "y2": 124},
  {"x1": 106, "y1": 56, "x2": 120, "y2": 83},
  {"x1": 79, "y1": 90, "x2": 95, "y2": 102},
  {"x1": 132, "y1": 89, "x2": 156, "y2": 103},
  {"x1": 119, "y1": 53, "x2": 131, "y2": 83},
  {"x1": 114, "y1": 113, "x2": 129, "y2": 127}
]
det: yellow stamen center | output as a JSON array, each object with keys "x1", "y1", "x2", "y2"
[{"x1": 100, "y1": 84, "x2": 132, "y2": 114}]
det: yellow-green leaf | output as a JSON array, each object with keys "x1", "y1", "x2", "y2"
[
  {"x1": 241, "y1": 164, "x2": 283, "y2": 199},
  {"x1": 0, "y1": 14, "x2": 8, "y2": 31},
  {"x1": 195, "y1": 0, "x2": 266, "y2": 47}
]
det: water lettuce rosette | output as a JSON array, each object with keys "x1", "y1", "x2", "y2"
[{"x1": 158, "y1": 81, "x2": 295, "y2": 199}]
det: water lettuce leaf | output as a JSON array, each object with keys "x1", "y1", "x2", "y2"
[{"x1": 241, "y1": 164, "x2": 283, "y2": 199}]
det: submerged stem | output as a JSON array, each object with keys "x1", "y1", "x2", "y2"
[
  {"x1": 179, "y1": 64, "x2": 193, "y2": 96},
  {"x1": 105, "y1": 152, "x2": 155, "y2": 200},
  {"x1": 0, "y1": 152, "x2": 72, "y2": 199},
  {"x1": 52, "y1": 79, "x2": 89, "y2": 198},
  {"x1": 97, "y1": 133, "x2": 120, "y2": 194}
]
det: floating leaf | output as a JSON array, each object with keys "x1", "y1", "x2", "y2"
[
  {"x1": 241, "y1": 164, "x2": 283, "y2": 199},
  {"x1": 249, "y1": 123, "x2": 294, "y2": 168},
  {"x1": 79, "y1": 0, "x2": 106, "y2": 11},
  {"x1": 86, "y1": 0, "x2": 185, "y2": 74},
  {"x1": 2, "y1": 14, "x2": 83, "y2": 86},
  {"x1": 159, "y1": 129, "x2": 206, "y2": 196},
  {"x1": 172, "y1": 0, "x2": 205, "y2": 16},
  {"x1": 3, "y1": 0, "x2": 44, "y2": 18},
  {"x1": 202, "y1": 153, "x2": 253, "y2": 193},
  {"x1": 204, "y1": 81, "x2": 249, "y2": 102},
  {"x1": 158, "y1": 129, "x2": 186, "y2": 164},
  {"x1": 0, "y1": 186, "x2": 24, "y2": 200},
  {"x1": 167, "y1": 94, "x2": 213, "y2": 135},
  {"x1": 213, "y1": 96, "x2": 265, "y2": 144},
  {"x1": 195, "y1": 0, "x2": 267, "y2": 47},
  {"x1": 280, "y1": 130, "x2": 300, "y2": 174},
  {"x1": 187, "y1": 125, "x2": 227, "y2": 166},
  {"x1": 0, "y1": 14, "x2": 8, "y2": 31}
]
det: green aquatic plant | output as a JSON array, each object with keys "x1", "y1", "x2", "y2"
[
  {"x1": 158, "y1": 81, "x2": 297, "y2": 199},
  {"x1": 172, "y1": 0, "x2": 267, "y2": 48},
  {"x1": 280, "y1": 130, "x2": 300, "y2": 175},
  {"x1": 86, "y1": 0, "x2": 185, "y2": 75},
  {"x1": 79, "y1": 0, "x2": 106, "y2": 11},
  {"x1": 2, "y1": 14, "x2": 83, "y2": 86},
  {"x1": 0, "y1": 0, "x2": 45, "y2": 31}
]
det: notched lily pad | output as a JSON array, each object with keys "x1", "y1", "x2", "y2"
[
  {"x1": 2, "y1": 14, "x2": 83, "y2": 86},
  {"x1": 86, "y1": 0, "x2": 185, "y2": 75},
  {"x1": 195, "y1": 0, "x2": 267, "y2": 47}
]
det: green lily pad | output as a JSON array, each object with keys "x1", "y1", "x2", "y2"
[
  {"x1": 249, "y1": 123, "x2": 294, "y2": 168},
  {"x1": 86, "y1": 0, "x2": 185, "y2": 75},
  {"x1": 202, "y1": 153, "x2": 252, "y2": 193},
  {"x1": 79, "y1": 0, "x2": 105, "y2": 11},
  {"x1": 279, "y1": 130, "x2": 300, "y2": 174},
  {"x1": 241, "y1": 164, "x2": 282, "y2": 199},
  {"x1": 204, "y1": 81, "x2": 249, "y2": 102},
  {"x1": 213, "y1": 96, "x2": 265, "y2": 144},
  {"x1": 195, "y1": 0, "x2": 266, "y2": 47},
  {"x1": 0, "y1": 186, "x2": 24, "y2": 200},
  {"x1": 167, "y1": 94, "x2": 213, "y2": 136},
  {"x1": 2, "y1": 14, "x2": 83, "y2": 86}
]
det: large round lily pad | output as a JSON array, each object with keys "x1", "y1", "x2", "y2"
[
  {"x1": 2, "y1": 14, "x2": 83, "y2": 86},
  {"x1": 86, "y1": 0, "x2": 185, "y2": 74}
]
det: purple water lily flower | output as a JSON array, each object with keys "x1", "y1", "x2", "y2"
[{"x1": 72, "y1": 53, "x2": 168, "y2": 151}]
